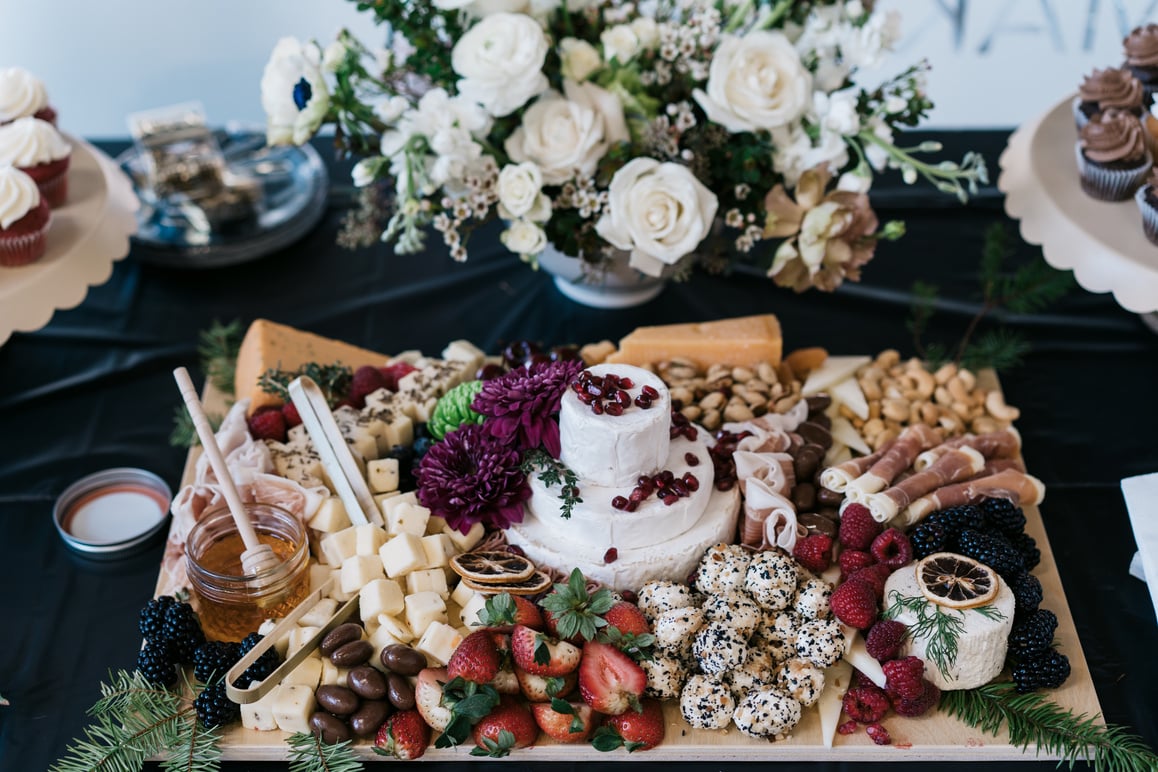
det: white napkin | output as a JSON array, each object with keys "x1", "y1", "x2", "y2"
[{"x1": 1120, "y1": 472, "x2": 1158, "y2": 622}]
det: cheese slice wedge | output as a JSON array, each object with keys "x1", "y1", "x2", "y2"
[
  {"x1": 606, "y1": 314, "x2": 782, "y2": 368},
  {"x1": 234, "y1": 319, "x2": 391, "y2": 414}
]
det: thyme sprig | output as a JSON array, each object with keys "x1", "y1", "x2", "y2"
[
  {"x1": 258, "y1": 363, "x2": 353, "y2": 407},
  {"x1": 881, "y1": 591, "x2": 1005, "y2": 681},
  {"x1": 520, "y1": 448, "x2": 582, "y2": 519},
  {"x1": 940, "y1": 682, "x2": 1158, "y2": 772},
  {"x1": 51, "y1": 669, "x2": 221, "y2": 772},
  {"x1": 286, "y1": 731, "x2": 363, "y2": 772}
]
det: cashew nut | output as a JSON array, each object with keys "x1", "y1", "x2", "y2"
[
  {"x1": 934, "y1": 362, "x2": 958, "y2": 385},
  {"x1": 985, "y1": 390, "x2": 1021, "y2": 422}
]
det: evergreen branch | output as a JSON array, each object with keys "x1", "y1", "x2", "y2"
[
  {"x1": 906, "y1": 280, "x2": 939, "y2": 360},
  {"x1": 286, "y1": 731, "x2": 363, "y2": 772},
  {"x1": 197, "y1": 319, "x2": 244, "y2": 395},
  {"x1": 160, "y1": 715, "x2": 222, "y2": 772},
  {"x1": 961, "y1": 329, "x2": 1031, "y2": 373},
  {"x1": 170, "y1": 405, "x2": 222, "y2": 448},
  {"x1": 520, "y1": 448, "x2": 582, "y2": 519},
  {"x1": 940, "y1": 682, "x2": 1158, "y2": 772}
]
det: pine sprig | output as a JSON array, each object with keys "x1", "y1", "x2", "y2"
[
  {"x1": 520, "y1": 448, "x2": 582, "y2": 519},
  {"x1": 286, "y1": 731, "x2": 363, "y2": 772},
  {"x1": 940, "y1": 682, "x2": 1158, "y2": 772},
  {"x1": 197, "y1": 319, "x2": 244, "y2": 395},
  {"x1": 51, "y1": 670, "x2": 219, "y2": 772},
  {"x1": 169, "y1": 404, "x2": 222, "y2": 448}
]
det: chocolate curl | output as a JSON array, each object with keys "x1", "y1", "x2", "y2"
[
  {"x1": 901, "y1": 468, "x2": 1046, "y2": 526},
  {"x1": 733, "y1": 450, "x2": 795, "y2": 497},
  {"x1": 741, "y1": 477, "x2": 800, "y2": 553}
]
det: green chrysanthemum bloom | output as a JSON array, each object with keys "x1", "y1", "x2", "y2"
[{"x1": 428, "y1": 379, "x2": 486, "y2": 440}]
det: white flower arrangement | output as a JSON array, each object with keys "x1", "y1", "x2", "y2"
[{"x1": 263, "y1": 0, "x2": 986, "y2": 291}]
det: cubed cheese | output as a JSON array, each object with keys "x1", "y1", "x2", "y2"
[
  {"x1": 442, "y1": 339, "x2": 486, "y2": 373},
  {"x1": 354, "y1": 523, "x2": 389, "y2": 556},
  {"x1": 380, "y1": 491, "x2": 418, "y2": 523},
  {"x1": 415, "y1": 621, "x2": 463, "y2": 666},
  {"x1": 328, "y1": 568, "x2": 355, "y2": 602},
  {"x1": 425, "y1": 514, "x2": 448, "y2": 535},
  {"x1": 405, "y1": 591, "x2": 447, "y2": 639},
  {"x1": 406, "y1": 568, "x2": 449, "y2": 598},
  {"x1": 319, "y1": 658, "x2": 340, "y2": 686},
  {"x1": 420, "y1": 533, "x2": 455, "y2": 569},
  {"x1": 360, "y1": 578, "x2": 406, "y2": 620},
  {"x1": 341, "y1": 555, "x2": 386, "y2": 594},
  {"x1": 450, "y1": 581, "x2": 479, "y2": 610},
  {"x1": 258, "y1": 619, "x2": 292, "y2": 659},
  {"x1": 308, "y1": 497, "x2": 352, "y2": 534},
  {"x1": 376, "y1": 614, "x2": 414, "y2": 644},
  {"x1": 459, "y1": 591, "x2": 490, "y2": 629},
  {"x1": 240, "y1": 685, "x2": 280, "y2": 731},
  {"x1": 309, "y1": 562, "x2": 332, "y2": 590},
  {"x1": 286, "y1": 625, "x2": 321, "y2": 658},
  {"x1": 299, "y1": 597, "x2": 339, "y2": 628},
  {"x1": 368, "y1": 624, "x2": 406, "y2": 673},
  {"x1": 379, "y1": 532, "x2": 427, "y2": 578},
  {"x1": 280, "y1": 656, "x2": 323, "y2": 690},
  {"x1": 387, "y1": 501, "x2": 430, "y2": 537},
  {"x1": 367, "y1": 458, "x2": 400, "y2": 494},
  {"x1": 320, "y1": 527, "x2": 359, "y2": 567},
  {"x1": 443, "y1": 520, "x2": 485, "y2": 552},
  {"x1": 272, "y1": 684, "x2": 316, "y2": 734}
]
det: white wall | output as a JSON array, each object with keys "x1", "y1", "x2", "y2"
[{"x1": 1, "y1": 0, "x2": 1156, "y2": 136}]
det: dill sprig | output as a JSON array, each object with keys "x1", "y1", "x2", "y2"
[
  {"x1": 881, "y1": 591, "x2": 1005, "y2": 681},
  {"x1": 196, "y1": 319, "x2": 244, "y2": 395},
  {"x1": 258, "y1": 363, "x2": 353, "y2": 407},
  {"x1": 286, "y1": 731, "x2": 363, "y2": 772},
  {"x1": 940, "y1": 682, "x2": 1158, "y2": 772},
  {"x1": 51, "y1": 669, "x2": 221, "y2": 772},
  {"x1": 520, "y1": 448, "x2": 582, "y2": 519}
]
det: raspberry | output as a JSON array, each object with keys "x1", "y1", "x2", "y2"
[
  {"x1": 865, "y1": 620, "x2": 908, "y2": 661},
  {"x1": 281, "y1": 401, "x2": 302, "y2": 427},
  {"x1": 380, "y1": 361, "x2": 418, "y2": 392},
  {"x1": 792, "y1": 534, "x2": 833, "y2": 574},
  {"x1": 1012, "y1": 649, "x2": 1071, "y2": 693},
  {"x1": 830, "y1": 579, "x2": 878, "y2": 629},
  {"x1": 839, "y1": 549, "x2": 876, "y2": 578},
  {"x1": 908, "y1": 521, "x2": 949, "y2": 560},
  {"x1": 839, "y1": 504, "x2": 883, "y2": 551},
  {"x1": 842, "y1": 682, "x2": 891, "y2": 723},
  {"x1": 247, "y1": 407, "x2": 287, "y2": 442},
  {"x1": 892, "y1": 680, "x2": 940, "y2": 717},
  {"x1": 837, "y1": 719, "x2": 858, "y2": 735},
  {"x1": 1006, "y1": 571, "x2": 1043, "y2": 617},
  {"x1": 870, "y1": 528, "x2": 913, "y2": 569},
  {"x1": 882, "y1": 656, "x2": 925, "y2": 700},
  {"x1": 349, "y1": 365, "x2": 388, "y2": 408},
  {"x1": 866, "y1": 722, "x2": 892, "y2": 745},
  {"x1": 847, "y1": 563, "x2": 891, "y2": 600}
]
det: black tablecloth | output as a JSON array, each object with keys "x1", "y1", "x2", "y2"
[{"x1": 1, "y1": 132, "x2": 1156, "y2": 771}]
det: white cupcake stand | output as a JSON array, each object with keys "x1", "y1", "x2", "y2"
[{"x1": 999, "y1": 96, "x2": 1158, "y2": 329}]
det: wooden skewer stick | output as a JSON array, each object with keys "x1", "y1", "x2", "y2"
[{"x1": 173, "y1": 367, "x2": 281, "y2": 576}]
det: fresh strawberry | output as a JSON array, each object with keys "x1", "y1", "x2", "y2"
[
  {"x1": 380, "y1": 361, "x2": 418, "y2": 392},
  {"x1": 515, "y1": 665, "x2": 578, "y2": 702},
  {"x1": 448, "y1": 630, "x2": 501, "y2": 684},
  {"x1": 470, "y1": 694, "x2": 538, "y2": 756},
  {"x1": 830, "y1": 578, "x2": 879, "y2": 629},
  {"x1": 793, "y1": 533, "x2": 834, "y2": 574},
  {"x1": 578, "y1": 640, "x2": 647, "y2": 715},
  {"x1": 543, "y1": 608, "x2": 584, "y2": 644},
  {"x1": 531, "y1": 700, "x2": 596, "y2": 743},
  {"x1": 603, "y1": 601, "x2": 650, "y2": 637},
  {"x1": 350, "y1": 365, "x2": 388, "y2": 408},
  {"x1": 478, "y1": 593, "x2": 544, "y2": 631},
  {"x1": 247, "y1": 407, "x2": 287, "y2": 442},
  {"x1": 414, "y1": 668, "x2": 452, "y2": 732},
  {"x1": 510, "y1": 624, "x2": 581, "y2": 677},
  {"x1": 280, "y1": 401, "x2": 302, "y2": 427},
  {"x1": 375, "y1": 709, "x2": 430, "y2": 760},
  {"x1": 593, "y1": 697, "x2": 665, "y2": 751},
  {"x1": 489, "y1": 669, "x2": 520, "y2": 694}
]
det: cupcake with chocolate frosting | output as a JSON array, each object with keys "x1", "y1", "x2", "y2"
[
  {"x1": 1076, "y1": 108, "x2": 1152, "y2": 201},
  {"x1": 1134, "y1": 167, "x2": 1158, "y2": 245},
  {"x1": 1125, "y1": 25, "x2": 1158, "y2": 98},
  {"x1": 1074, "y1": 67, "x2": 1144, "y2": 129},
  {"x1": 0, "y1": 67, "x2": 55, "y2": 127}
]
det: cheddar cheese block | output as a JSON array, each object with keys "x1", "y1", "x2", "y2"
[
  {"x1": 606, "y1": 314, "x2": 782, "y2": 369},
  {"x1": 235, "y1": 319, "x2": 391, "y2": 414}
]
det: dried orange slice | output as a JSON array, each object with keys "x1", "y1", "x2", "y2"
[
  {"x1": 462, "y1": 570, "x2": 553, "y2": 596},
  {"x1": 915, "y1": 552, "x2": 999, "y2": 609},
  {"x1": 451, "y1": 551, "x2": 536, "y2": 584}
]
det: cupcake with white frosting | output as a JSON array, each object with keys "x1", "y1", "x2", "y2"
[
  {"x1": 0, "y1": 117, "x2": 71, "y2": 207},
  {"x1": 0, "y1": 166, "x2": 51, "y2": 266},
  {"x1": 0, "y1": 67, "x2": 55, "y2": 126}
]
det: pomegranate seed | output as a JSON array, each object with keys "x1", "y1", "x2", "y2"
[
  {"x1": 603, "y1": 547, "x2": 618, "y2": 563},
  {"x1": 629, "y1": 488, "x2": 647, "y2": 503},
  {"x1": 683, "y1": 473, "x2": 700, "y2": 491},
  {"x1": 605, "y1": 402, "x2": 624, "y2": 416},
  {"x1": 585, "y1": 382, "x2": 602, "y2": 397},
  {"x1": 641, "y1": 385, "x2": 659, "y2": 399},
  {"x1": 619, "y1": 377, "x2": 634, "y2": 389},
  {"x1": 685, "y1": 452, "x2": 700, "y2": 466},
  {"x1": 592, "y1": 401, "x2": 604, "y2": 415},
  {"x1": 625, "y1": 500, "x2": 638, "y2": 512},
  {"x1": 620, "y1": 589, "x2": 638, "y2": 603},
  {"x1": 670, "y1": 479, "x2": 688, "y2": 496},
  {"x1": 654, "y1": 476, "x2": 667, "y2": 490},
  {"x1": 662, "y1": 493, "x2": 679, "y2": 506},
  {"x1": 615, "y1": 389, "x2": 631, "y2": 408},
  {"x1": 611, "y1": 496, "x2": 628, "y2": 510},
  {"x1": 635, "y1": 395, "x2": 652, "y2": 409}
]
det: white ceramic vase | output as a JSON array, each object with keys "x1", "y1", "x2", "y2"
[{"x1": 536, "y1": 243, "x2": 666, "y2": 309}]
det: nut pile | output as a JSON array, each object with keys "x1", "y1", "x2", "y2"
[
  {"x1": 644, "y1": 359, "x2": 804, "y2": 432},
  {"x1": 849, "y1": 353, "x2": 1020, "y2": 451}
]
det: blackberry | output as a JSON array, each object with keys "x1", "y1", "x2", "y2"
[
  {"x1": 925, "y1": 505, "x2": 984, "y2": 536},
  {"x1": 1008, "y1": 609, "x2": 1058, "y2": 657},
  {"x1": 412, "y1": 435, "x2": 434, "y2": 460},
  {"x1": 1006, "y1": 571, "x2": 1043, "y2": 618},
  {"x1": 136, "y1": 641, "x2": 178, "y2": 688},
  {"x1": 162, "y1": 602, "x2": 206, "y2": 665},
  {"x1": 954, "y1": 529, "x2": 1025, "y2": 579},
  {"x1": 193, "y1": 640, "x2": 242, "y2": 684},
  {"x1": 980, "y1": 498, "x2": 1027, "y2": 536},
  {"x1": 1010, "y1": 532, "x2": 1041, "y2": 571},
  {"x1": 908, "y1": 521, "x2": 949, "y2": 560},
  {"x1": 234, "y1": 633, "x2": 281, "y2": 687},
  {"x1": 139, "y1": 595, "x2": 176, "y2": 645},
  {"x1": 386, "y1": 444, "x2": 417, "y2": 491},
  {"x1": 194, "y1": 682, "x2": 241, "y2": 729},
  {"x1": 1011, "y1": 648, "x2": 1070, "y2": 693}
]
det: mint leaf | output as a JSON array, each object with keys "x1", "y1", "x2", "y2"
[
  {"x1": 545, "y1": 677, "x2": 565, "y2": 697},
  {"x1": 591, "y1": 725, "x2": 624, "y2": 752},
  {"x1": 533, "y1": 635, "x2": 551, "y2": 666},
  {"x1": 550, "y1": 697, "x2": 574, "y2": 715},
  {"x1": 624, "y1": 739, "x2": 647, "y2": 752}
]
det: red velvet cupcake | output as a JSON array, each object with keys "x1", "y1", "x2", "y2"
[
  {"x1": 0, "y1": 67, "x2": 54, "y2": 127},
  {"x1": 0, "y1": 117, "x2": 70, "y2": 207},
  {"x1": 0, "y1": 166, "x2": 51, "y2": 266}
]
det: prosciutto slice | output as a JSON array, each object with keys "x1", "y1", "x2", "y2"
[
  {"x1": 724, "y1": 401, "x2": 806, "y2": 454},
  {"x1": 913, "y1": 428, "x2": 1021, "y2": 471},
  {"x1": 847, "y1": 424, "x2": 941, "y2": 497},
  {"x1": 901, "y1": 468, "x2": 1046, "y2": 525},
  {"x1": 733, "y1": 450, "x2": 795, "y2": 497},
  {"x1": 865, "y1": 447, "x2": 985, "y2": 523},
  {"x1": 741, "y1": 477, "x2": 801, "y2": 553},
  {"x1": 817, "y1": 439, "x2": 896, "y2": 493}
]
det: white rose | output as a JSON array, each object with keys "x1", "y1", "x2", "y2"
[
  {"x1": 559, "y1": 38, "x2": 602, "y2": 82},
  {"x1": 693, "y1": 30, "x2": 811, "y2": 133},
  {"x1": 505, "y1": 80, "x2": 628, "y2": 185},
  {"x1": 261, "y1": 37, "x2": 331, "y2": 145},
  {"x1": 630, "y1": 18, "x2": 660, "y2": 50},
  {"x1": 501, "y1": 219, "x2": 548, "y2": 257},
  {"x1": 453, "y1": 13, "x2": 549, "y2": 117},
  {"x1": 601, "y1": 25, "x2": 640, "y2": 63},
  {"x1": 595, "y1": 158, "x2": 718, "y2": 277},
  {"x1": 497, "y1": 162, "x2": 544, "y2": 218}
]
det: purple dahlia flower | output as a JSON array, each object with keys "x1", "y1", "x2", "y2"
[
  {"x1": 472, "y1": 358, "x2": 584, "y2": 456},
  {"x1": 415, "y1": 423, "x2": 530, "y2": 534}
]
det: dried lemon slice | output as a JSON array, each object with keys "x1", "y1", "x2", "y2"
[
  {"x1": 451, "y1": 551, "x2": 536, "y2": 584},
  {"x1": 915, "y1": 552, "x2": 999, "y2": 609}
]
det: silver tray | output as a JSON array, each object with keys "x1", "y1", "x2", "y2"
[{"x1": 117, "y1": 130, "x2": 328, "y2": 269}]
